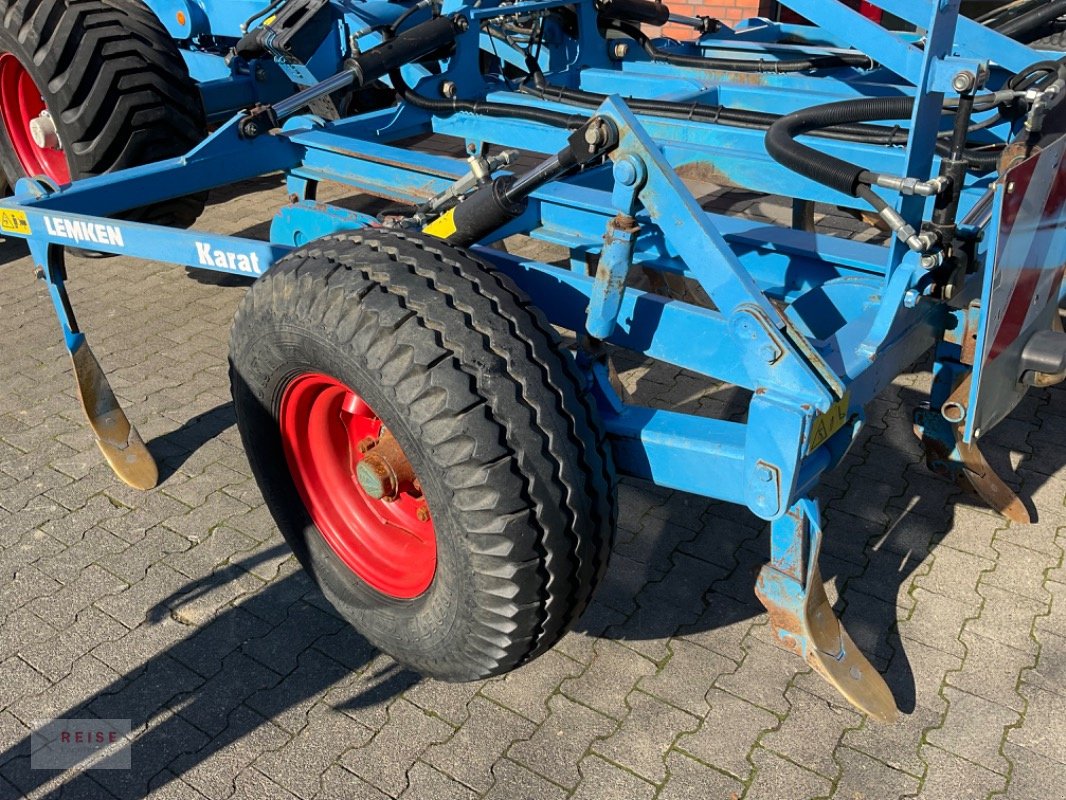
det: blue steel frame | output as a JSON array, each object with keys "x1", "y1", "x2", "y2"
[{"x1": 3, "y1": 0, "x2": 1062, "y2": 717}]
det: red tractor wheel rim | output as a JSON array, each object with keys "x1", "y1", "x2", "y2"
[
  {"x1": 0, "y1": 53, "x2": 70, "y2": 184},
  {"x1": 279, "y1": 373, "x2": 436, "y2": 599}
]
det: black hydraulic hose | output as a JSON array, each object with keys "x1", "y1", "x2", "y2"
[
  {"x1": 993, "y1": 0, "x2": 1066, "y2": 39},
  {"x1": 766, "y1": 96, "x2": 917, "y2": 196},
  {"x1": 605, "y1": 20, "x2": 875, "y2": 73},
  {"x1": 764, "y1": 95, "x2": 1004, "y2": 196},
  {"x1": 520, "y1": 82, "x2": 1002, "y2": 171},
  {"x1": 391, "y1": 70, "x2": 587, "y2": 129}
]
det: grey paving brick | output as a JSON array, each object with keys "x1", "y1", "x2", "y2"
[
  {"x1": 314, "y1": 765, "x2": 389, "y2": 800},
  {"x1": 746, "y1": 746, "x2": 833, "y2": 800},
  {"x1": 897, "y1": 588, "x2": 978, "y2": 660},
  {"x1": 639, "y1": 639, "x2": 736, "y2": 717},
  {"x1": 1006, "y1": 684, "x2": 1066, "y2": 766},
  {"x1": 94, "y1": 563, "x2": 192, "y2": 629},
  {"x1": 507, "y1": 694, "x2": 617, "y2": 790},
  {"x1": 342, "y1": 699, "x2": 453, "y2": 796},
  {"x1": 0, "y1": 606, "x2": 59, "y2": 663},
  {"x1": 403, "y1": 678, "x2": 483, "y2": 728},
  {"x1": 481, "y1": 650, "x2": 582, "y2": 724},
  {"x1": 570, "y1": 754, "x2": 656, "y2": 800},
  {"x1": 482, "y1": 758, "x2": 568, "y2": 800},
  {"x1": 983, "y1": 539, "x2": 1056, "y2": 602},
  {"x1": 18, "y1": 605, "x2": 127, "y2": 682},
  {"x1": 249, "y1": 647, "x2": 356, "y2": 736},
  {"x1": 31, "y1": 563, "x2": 127, "y2": 629},
  {"x1": 242, "y1": 600, "x2": 345, "y2": 676},
  {"x1": 422, "y1": 697, "x2": 533, "y2": 793},
  {"x1": 8, "y1": 653, "x2": 123, "y2": 725},
  {"x1": 591, "y1": 689, "x2": 699, "y2": 784},
  {"x1": 256, "y1": 703, "x2": 374, "y2": 798},
  {"x1": 831, "y1": 745, "x2": 919, "y2": 799},
  {"x1": 714, "y1": 630, "x2": 800, "y2": 716},
  {"x1": 1023, "y1": 628, "x2": 1066, "y2": 699},
  {"x1": 172, "y1": 705, "x2": 291, "y2": 800},
  {"x1": 945, "y1": 630, "x2": 1034, "y2": 713},
  {"x1": 229, "y1": 768, "x2": 300, "y2": 800},
  {"x1": 399, "y1": 761, "x2": 476, "y2": 800},
  {"x1": 761, "y1": 686, "x2": 861, "y2": 779},
  {"x1": 912, "y1": 546, "x2": 993, "y2": 604},
  {"x1": 925, "y1": 687, "x2": 1018, "y2": 775},
  {"x1": 1001, "y1": 742, "x2": 1066, "y2": 800},
  {"x1": 658, "y1": 751, "x2": 743, "y2": 800},
  {"x1": 560, "y1": 639, "x2": 657, "y2": 720},
  {"x1": 677, "y1": 688, "x2": 777, "y2": 781},
  {"x1": 965, "y1": 584, "x2": 1047, "y2": 657},
  {"x1": 910, "y1": 744, "x2": 1005, "y2": 800},
  {"x1": 677, "y1": 591, "x2": 761, "y2": 664}
]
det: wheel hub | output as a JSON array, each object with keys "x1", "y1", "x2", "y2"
[
  {"x1": 28, "y1": 112, "x2": 60, "y2": 151},
  {"x1": 0, "y1": 52, "x2": 70, "y2": 183},
  {"x1": 355, "y1": 429, "x2": 418, "y2": 501}
]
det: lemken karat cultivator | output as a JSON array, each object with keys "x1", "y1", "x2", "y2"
[{"x1": 0, "y1": 0, "x2": 1064, "y2": 722}]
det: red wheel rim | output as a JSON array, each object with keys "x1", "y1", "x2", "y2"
[
  {"x1": 0, "y1": 53, "x2": 70, "y2": 184},
  {"x1": 279, "y1": 373, "x2": 436, "y2": 599}
]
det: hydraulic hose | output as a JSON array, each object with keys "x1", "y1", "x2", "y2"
[
  {"x1": 765, "y1": 96, "x2": 917, "y2": 196},
  {"x1": 520, "y1": 82, "x2": 1003, "y2": 171},
  {"x1": 765, "y1": 95, "x2": 1001, "y2": 197},
  {"x1": 392, "y1": 71, "x2": 587, "y2": 129},
  {"x1": 604, "y1": 20, "x2": 875, "y2": 73},
  {"x1": 992, "y1": 0, "x2": 1066, "y2": 39}
]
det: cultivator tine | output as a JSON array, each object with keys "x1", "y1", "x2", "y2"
[
  {"x1": 70, "y1": 341, "x2": 158, "y2": 491},
  {"x1": 915, "y1": 374, "x2": 1032, "y2": 524},
  {"x1": 953, "y1": 437, "x2": 1031, "y2": 524},
  {"x1": 756, "y1": 501, "x2": 898, "y2": 722}
]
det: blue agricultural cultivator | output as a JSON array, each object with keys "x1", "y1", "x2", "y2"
[{"x1": 1, "y1": 0, "x2": 1064, "y2": 722}]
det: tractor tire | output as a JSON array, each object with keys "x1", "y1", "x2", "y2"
[
  {"x1": 229, "y1": 230, "x2": 617, "y2": 680},
  {"x1": 0, "y1": 0, "x2": 207, "y2": 227},
  {"x1": 1033, "y1": 31, "x2": 1066, "y2": 50}
]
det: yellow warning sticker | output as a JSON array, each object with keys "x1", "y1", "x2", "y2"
[
  {"x1": 808, "y1": 392, "x2": 851, "y2": 454},
  {"x1": 422, "y1": 208, "x2": 457, "y2": 241},
  {"x1": 0, "y1": 209, "x2": 31, "y2": 236}
]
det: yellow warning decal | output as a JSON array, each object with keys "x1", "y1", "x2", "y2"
[
  {"x1": 422, "y1": 208, "x2": 457, "y2": 241},
  {"x1": 808, "y1": 392, "x2": 851, "y2": 454},
  {"x1": 0, "y1": 209, "x2": 30, "y2": 236}
]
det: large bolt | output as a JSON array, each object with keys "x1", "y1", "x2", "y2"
[
  {"x1": 952, "y1": 70, "x2": 975, "y2": 94},
  {"x1": 354, "y1": 429, "x2": 417, "y2": 502},
  {"x1": 612, "y1": 42, "x2": 629, "y2": 60},
  {"x1": 28, "y1": 113, "x2": 60, "y2": 151},
  {"x1": 441, "y1": 80, "x2": 457, "y2": 99}
]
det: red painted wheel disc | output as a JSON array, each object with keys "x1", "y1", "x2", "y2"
[
  {"x1": 0, "y1": 52, "x2": 70, "y2": 184},
  {"x1": 279, "y1": 373, "x2": 436, "y2": 599}
]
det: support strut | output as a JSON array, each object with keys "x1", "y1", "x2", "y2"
[{"x1": 29, "y1": 239, "x2": 158, "y2": 490}]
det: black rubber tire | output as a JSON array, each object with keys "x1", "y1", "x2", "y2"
[
  {"x1": 228, "y1": 230, "x2": 617, "y2": 680},
  {"x1": 0, "y1": 0, "x2": 207, "y2": 227},
  {"x1": 1033, "y1": 31, "x2": 1066, "y2": 50}
]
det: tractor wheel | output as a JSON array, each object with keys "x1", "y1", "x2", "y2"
[
  {"x1": 1033, "y1": 31, "x2": 1066, "y2": 51},
  {"x1": 0, "y1": 0, "x2": 207, "y2": 227},
  {"x1": 228, "y1": 230, "x2": 616, "y2": 679}
]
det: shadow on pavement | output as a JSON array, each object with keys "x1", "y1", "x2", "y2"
[{"x1": 0, "y1": 546, "x2": 408, "y2": 799}]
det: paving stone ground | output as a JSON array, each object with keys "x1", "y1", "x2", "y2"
[{"x1": 0, "y1": 145, "x2": 1064, "y2": 799}]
